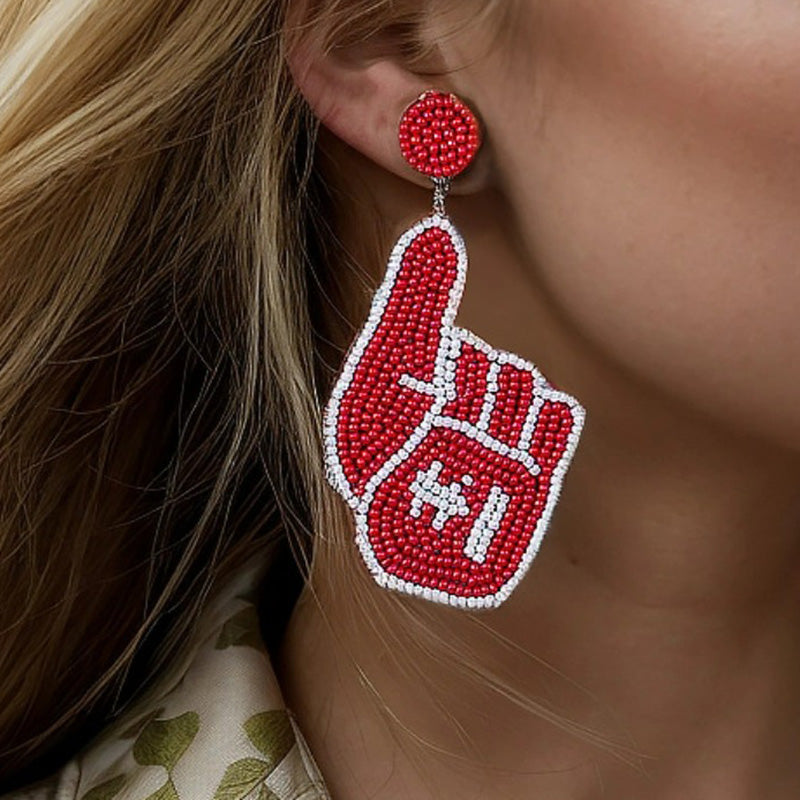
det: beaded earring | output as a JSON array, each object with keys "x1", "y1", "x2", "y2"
[{"x1": 323, "y1": 90, "x2": 586, "y2": 609}]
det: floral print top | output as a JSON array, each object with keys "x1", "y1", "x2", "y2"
[{"x1": 2, "y1": 553, "x2": 331, "y2": 800}]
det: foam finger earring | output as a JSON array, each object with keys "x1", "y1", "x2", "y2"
[{"x1": 323, "y1": 90, "x2": 586, "y2": 609}]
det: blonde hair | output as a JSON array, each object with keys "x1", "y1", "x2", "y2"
[
  {"x1": 0, "y1": 0, "x2": 641, "y2": 788},
  {"x1": 0, "y1": 0, "x2": 327, "y2": 781}
]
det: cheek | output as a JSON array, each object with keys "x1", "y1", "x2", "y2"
[{"x1": 477, "y1": 0, "x2": 800, "y2": 444}]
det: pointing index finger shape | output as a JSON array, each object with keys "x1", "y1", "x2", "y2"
[
  {"x1": 324, "y1": 216, "x2": 467, "y2": 500},
  {"x1": 376, "y1": 216, "x2": 466, "y2": 383}
]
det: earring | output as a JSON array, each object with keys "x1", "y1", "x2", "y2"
[{"x1": 323, "y1": 90, "x2": 585, "y2": 609}]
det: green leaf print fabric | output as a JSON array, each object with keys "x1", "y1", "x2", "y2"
[
  {"x1": 0, "y1": 553, "x2": 330, "y2": 800},
  {"x1": 212, "y1": 712, "x2": 296, "y2": 800},
  {"x1": 133, "y1": 712, "x2": 200, "y2": 771}
]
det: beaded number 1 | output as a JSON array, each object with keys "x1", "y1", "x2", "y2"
[{"x1": 323, "y1": 91, "x2": 586, "y2": 609}]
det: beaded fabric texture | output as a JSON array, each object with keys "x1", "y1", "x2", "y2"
[
  {"x1": 322, "y1": 91, "x2": 586, "y2": 609},
  {"x1": 398, "y1": 91, "x2": 481, "y2": 178}
]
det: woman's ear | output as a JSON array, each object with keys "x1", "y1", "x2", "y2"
[
  {"x1": 283, "y1": 3, "x2": 455, "y2": 188},
  {"x1": 283, "y1": 1, "x2": 493, "y2": 194}
]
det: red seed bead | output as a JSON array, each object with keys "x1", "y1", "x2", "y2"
[{"x1": 398, "y1": 91, "x2": 481, "y2": 179}]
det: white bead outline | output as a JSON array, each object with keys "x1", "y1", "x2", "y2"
[{"x1": 322, "y1": 215, "x2": 586, "y2": 610}]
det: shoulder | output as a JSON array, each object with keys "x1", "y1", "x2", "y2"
[{"x1": 2, "y1": 553, "x2": 330, "y2": 800}]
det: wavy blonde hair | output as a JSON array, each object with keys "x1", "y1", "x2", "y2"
[
  {"x1": 0, "y1": 0, "x2": 325, "y2": 782},
  {"x1": 0, "y1": 0, "x2": 640, "y2": 789}
]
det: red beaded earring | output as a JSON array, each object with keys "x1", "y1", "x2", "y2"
[{"x1": 322, "y1": 90, "x2": 586, "y2": 609}]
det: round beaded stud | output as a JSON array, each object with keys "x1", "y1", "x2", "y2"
[
  {"x1": 398, "y1": 90, "x2": 482, "y2": 179},
  {"x1": 398, "y1": 90, "x2": 481, "y2": 215}
]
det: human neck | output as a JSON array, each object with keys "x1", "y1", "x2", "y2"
[{"x1": 278, "y1": 168, "x2": 800, "y2": 799}]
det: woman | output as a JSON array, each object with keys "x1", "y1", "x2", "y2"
[{"x1": 2, "y1": 0, "x2": 800, "y2": 797}]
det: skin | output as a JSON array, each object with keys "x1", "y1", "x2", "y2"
[{"x1": 280, "y1": 1, "x2": 800, "y2": 798}]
